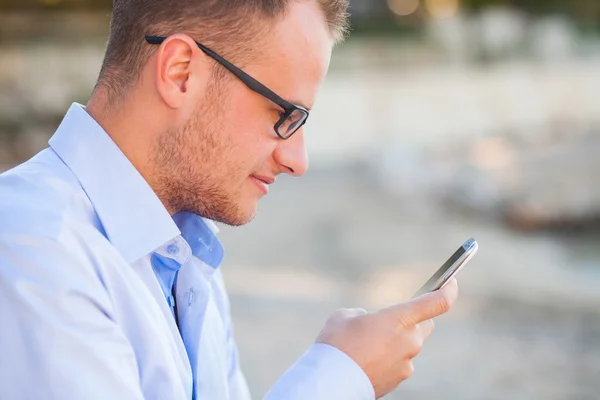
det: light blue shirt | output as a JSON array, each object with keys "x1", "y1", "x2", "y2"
[{"x1": 0, "y1": 103, "x2": 375, "y2": 400}]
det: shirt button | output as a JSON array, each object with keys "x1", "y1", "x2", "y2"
[
  {"x1": 188, "y1": 288, "x2": 195, "y2": 305},
  {"x1": 167, "y1": 244, "x2": 179, "y2": 255}
]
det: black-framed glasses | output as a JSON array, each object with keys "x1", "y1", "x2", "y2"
[{"x1": 145, "y1": 35, "x2": 309, "y2": 140}]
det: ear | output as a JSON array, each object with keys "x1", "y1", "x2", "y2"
[{"x1": 151, "y1": 34, "x2": 212, "y2": 109}]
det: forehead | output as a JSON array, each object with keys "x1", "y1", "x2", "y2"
[{"x1": 245, "y1": 1, "x2": 334, "y2": 110}]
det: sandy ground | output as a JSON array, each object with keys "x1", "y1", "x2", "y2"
[
  {"x1": 2, "y1": 156, "x2": 599, "y2": 399},
  {"x1": 217, "y1": 164, "x2": 600, "y2": 399}
]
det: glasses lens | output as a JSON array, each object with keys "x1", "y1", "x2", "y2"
[{"x1": 277, "y1": 108, "x2": 308, "y2": 138}]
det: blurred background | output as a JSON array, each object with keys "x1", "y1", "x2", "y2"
[{"x1": 2, "y1": 0, "x2": 600, "y2": 398}]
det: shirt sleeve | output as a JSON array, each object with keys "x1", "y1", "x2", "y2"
[
  {"x1": 0, "y1": 234, "x2": 146, "y2": 400},
  {"x1": 263, "y1": 342, "x2": 376, "y2": 400}
]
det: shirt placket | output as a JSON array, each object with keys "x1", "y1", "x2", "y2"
[{"x1": 151, "y1": 236, "x2": 192, "y2": 323}]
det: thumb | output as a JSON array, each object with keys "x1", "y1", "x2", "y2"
[{"x1": 381, "y1": 279, "x2": 459, "y2": 327}]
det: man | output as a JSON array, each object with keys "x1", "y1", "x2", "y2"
[{"x1": 0, "y1": 1, "x2": 459, "y2": 399}]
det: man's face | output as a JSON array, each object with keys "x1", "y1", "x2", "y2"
[{"x1": 154, "y1": 1, "x2": 333, "y2": 225}]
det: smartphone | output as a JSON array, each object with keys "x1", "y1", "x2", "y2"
[{"x1": 412, "y1": 238, "x2": 478, "y2": 298}]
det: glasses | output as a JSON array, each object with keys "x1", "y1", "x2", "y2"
[{"x1": 145, "y1": 35, "x2": 309, "y2": 140}]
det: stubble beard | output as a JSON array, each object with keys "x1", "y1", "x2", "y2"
[{"x1": 151, "y1": 95, "x2": 253, "y2": 226}]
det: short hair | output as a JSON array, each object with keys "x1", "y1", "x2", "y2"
[{"x1": 96, "y1": 0, "x2": 350, "y2": 102}]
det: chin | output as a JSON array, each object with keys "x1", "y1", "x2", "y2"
[
  {"x1": 217, "y1": 201, "x2": 258, "y2": 227},
  {"x1": 236, "y1": 205, "x2": 259, "y2": 226}
]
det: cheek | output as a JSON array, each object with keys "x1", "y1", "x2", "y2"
[
  {"x1": 221, "y1": 99, "x2": 279, "y2": 172},
  {"x1": 226, "y1": 136, "x2": 274, "y2": 178},
  {"x1": 226, "y1": 83, "x2": 280, "y2": 140},
  {"x1": 231, "y1": 112, "x2": 274, "y2": 141}
]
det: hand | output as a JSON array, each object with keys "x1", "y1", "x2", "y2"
[{"x1": 315, "y1": 279, "x2": 459, "y2": 398}]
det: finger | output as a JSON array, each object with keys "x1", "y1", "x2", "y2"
[
  {"x1": 416, "y1": 319, "x2": 435, "y2": 341},
  {"x1": 383, "y1": 278, "x2": 459, "y2": 327},
  {"x1": 411, "y1": 278, "x2": 458, "y2": 322},
  {"x1": 398, "y1": 361, "x2": 415, "y2": 381},
  {"x1": 346, "y1": 308, "x2": 368, "y2": 316}
]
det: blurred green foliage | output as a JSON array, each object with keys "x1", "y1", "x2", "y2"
[
  {"x1": 0, "y1": 0, "x2": 596, "y2": 15},
  {"x1": 0, "y1": 0, "x2": 598, "y2": 34},
  {"x1": 463, "y1": 0, "x2": 600, "y2": 29}
]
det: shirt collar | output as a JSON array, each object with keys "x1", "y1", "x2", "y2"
[
  {"x1": 49, "y1": 103, "x2": 181, "y2": 263},
  {"x1": 172, "y1": 212, "x2": 224, "y2": 270}
]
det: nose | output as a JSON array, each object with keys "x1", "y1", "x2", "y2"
[{"x1": 273, "y1": 128, "x2": 308, "y2": 177}]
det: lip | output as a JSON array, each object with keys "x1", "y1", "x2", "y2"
[
  {"x1": 251, "y1": 174, "x2": 275, "y2": 185},
  {"x1": 250, "y1": 174, "x2": 274, "y2": 195}
]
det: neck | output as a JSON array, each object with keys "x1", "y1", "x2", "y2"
[{"x1": 86, "y1": 87, "x2": 176, "y2": 215}]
